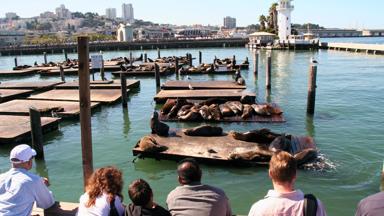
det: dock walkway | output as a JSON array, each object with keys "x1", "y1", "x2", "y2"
[
  {"x1": 161, "y1": 80, "x2": 245, "y2": 90},
  {"x1": 0, "y1": 89, "x2": 33, "y2": 103},
  {"x1": 323, "y1": 42, "x2": 384, "y2": 54},
  {"x1": 55, "y1": 80, "x2": 140, "y2": 89}
]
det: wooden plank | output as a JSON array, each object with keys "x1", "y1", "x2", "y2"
[
  {"x1": 0, "y1": 89, "x2": 33, "y2": 103},
  {"x1": 133, "y1": 130, "x2": 315, "y2": 166},
  {"x1": 39, "y1": 68, "x2": 78, "y2": 76},
  {"x1": 28, "y1": 89, "x2": 127, "y2": 104},
  {"x1": 0, "y1": 68, "x2": 38, "y2": 76},
  {"x1": 161, "y1": 80, "x2": 246, "y2": 90},
  {"x1": 154, "y1": 89, "x2": 256, "y2": 103},
  {"x1": 32, "y1": 201, "x2": 78, "y2": 216},
  {"x1": 0, "y1": 81, "x2": 63, "y2": 90},
  {"x1": 0, "y1": 115, "x2": 59, "y2": 144},
  {"x1": 55, "y1": 80, "x2": 140, "y2": 89},
  {"x1": 0, "y1": 99, "x2": 100, "y2": 118},
  {"x1": 112, "y1": 70, "x2": 173, "y2": 77}
]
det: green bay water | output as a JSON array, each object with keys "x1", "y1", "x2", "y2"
[{"x1": 0, "y1": 43, "x2": 384, "y2": 215}]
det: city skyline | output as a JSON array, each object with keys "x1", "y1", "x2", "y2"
[{"x1": 0, "y1": 0, "x2": 383, "y2": 29}]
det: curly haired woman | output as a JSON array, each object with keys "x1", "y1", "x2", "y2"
[{"x1": 77, "y1": 166, "x2": 125, "y2": 216}]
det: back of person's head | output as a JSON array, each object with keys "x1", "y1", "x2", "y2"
[
  {"x1": 177, "y1": 158, "x2": 202, "y2": 184},
  {"x1": 86, "y1": 166, "x2": 123, "y2": 207},
  {"x1": 128, "y1": 179, "x2": 153, "y2": 206},
  {"x1": 269, "y1": 151, "x2": 297, "y2": 183},
  {"x1": 9, "y1": 144, "x2": 36, "y2": 169}
]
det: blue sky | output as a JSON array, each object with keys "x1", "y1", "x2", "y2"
[{"x1": 1, "y1": 0, "x2": 383, "y2": 29}]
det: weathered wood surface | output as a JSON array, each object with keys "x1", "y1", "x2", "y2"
[
  {"x1": 0, "y1": 99, "x2": 100, "y2": 118},
  {"x1": 32, "y1": 202, "x2": 78, "y2": 216},
  {"x1": 112, "y1": 70, "x2": 174, "y2": 77},
  {"x1": 161, "y1": 80, "x2": 246, "y2": 90},
  {"x1": 0, "y1": 81, "x2": 63, "y2": 90},
  {"x1": 0, "y1": 89, "x2": 33, "y2": 103},
  {"x1": 39, "y1": 68, "x2": 78, "y2": 76},
  {"x1": 154, "y1": 89, "x2": 256, "y2": 103},
  {"x1": 0, "y1": 68, "x2": 39, "y2": 76},
  {"x1": 0, "y1": 115, "x2": 60, "y2": 144},
  {"x1": 28, "y1": 89, "x2": 128, "y2": 104},
  {"x1": 55, "y1": 80, "x2": 140, "y2": 89},
  {"x1": 133, "y1": 130, "x2": 315, "y2": 165}
]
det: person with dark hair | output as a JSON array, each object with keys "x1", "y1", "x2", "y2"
[
  {"x1": 125, "y1": 179, "x2": 170, "y2": 216},
  {"x1": 248, "y1": 151, "x2": 327, "y2": 216},
  {"x1": 77, "y1": 166, "x2": 125, "y2": 216},
  {"x1": 166, "y1": 158, "x2": 232, "y2": 216},
  {"x1": 0, "y1": 144, "x2": 55, "y2": 216}
]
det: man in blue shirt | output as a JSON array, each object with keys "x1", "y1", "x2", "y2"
[{"x1": 0, "y1": 144, "x2": 55, "y2": 216}]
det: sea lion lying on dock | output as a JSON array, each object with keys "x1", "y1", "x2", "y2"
[
  {"x1": 161, "y1": 99, "x2": 176, "y2": 115},
  {"x1": 136, "y1": 136, "x2": 168, "y2": 153},
  {"x1": 228, "y1": 128, "x2": 280, "y2": 144},
  {"x1": 183, "y1": 125, "x2": 223, "y2": 136},
  {"x1": 150, "y1": 111, "x2": 169, "y2": 137}
]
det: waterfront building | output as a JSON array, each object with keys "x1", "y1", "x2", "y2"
[
  {"x1": 40, "y1": 11, "x2": 56, "y2": 19},
  {"x1": 55, "y1": 4, "x2": 71, "y2": 19},
  {"x1": 105, "y1": 8, "x2": 117, "y2": 20},
  {"x1": 362, "y1": 29, "x2": 384, "y2": 37},
  {"x1": 136, "y1": 27, "x2": 173, "y2": 40},
  {"x1": 0, "y1": 31, "x2": 25, "y2": 46},
  {"x1": 247, "y1": 32, "x2": 276, "y2": 48},
  {"x1": 117, "y1": 23, "x2": 133, "y2": 42},
  {"x1": 5, "y1": 12, "x2": 18, "y2": 20},
  {"x1": 122, "y1": 3, "x2": 134, "y2": 24},
  {"x1": 277, "y1": 0, "x2": 294, "y2": 40},
  {"x1": 223, "y1": 16, "x2": 236, "y2": 29},
  {"x1": 297, "y1": 28, "x2": 362, "y2": 38},
  {"x1": 175, "y1": 28, "x2": 212, "y2": 39}
]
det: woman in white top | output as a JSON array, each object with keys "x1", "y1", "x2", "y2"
[{"x1": 77, "y1": 166, "x2": 125, "y2": 216}]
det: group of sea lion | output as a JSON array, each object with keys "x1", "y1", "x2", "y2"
[
  {"x1": 160, "y1": 98, "x2": 283, "y2": 121},
  {"x1": 178, "y1": 64, "x2": 215, "y2": 74}
]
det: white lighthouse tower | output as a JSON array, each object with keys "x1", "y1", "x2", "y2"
[{"x1": 277, "y1": 0, "x2": 294, "y2": 41}]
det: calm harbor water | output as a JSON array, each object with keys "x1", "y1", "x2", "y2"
[{"x1": 1, "y1": 38, "x2": 384, "y2": 215}]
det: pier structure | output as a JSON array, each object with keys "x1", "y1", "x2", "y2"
[{"x1": 321, "y1": 42, "x2": 384, "y2": 54}]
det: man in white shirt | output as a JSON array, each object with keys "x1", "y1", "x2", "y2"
[
  {"x1": 0, "y1": 144, "x2": 55, "y2": 216},
  {"x1": 248, "y1": 151, "x2": 327, "y2": 216}
]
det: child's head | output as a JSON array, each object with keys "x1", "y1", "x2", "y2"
[{"x1": 128, "y1": 179, "x2": 153, "y2": 206}]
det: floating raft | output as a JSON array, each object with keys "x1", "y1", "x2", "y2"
[
  {"x1": 55, "y1": 80, "x2": 140, "y2": 89},
  {"x1": 0, "y1": 68, "x2": 39, "y2": 76},
  {"x1": 0, "y1": 99, "x2": 100, "y2": 118},
  {"x1": 28, "y1": 89, "x2": 127, "y2": 104},
  {"x1": 161, "y1": 80, "x2": 246, "y2": 90},
  {"x1": 133, "y1": 130, "x2": 315, "y2": 166},
  {"x1": 0, "y1": 115, "x2": 60, "y2": 144},
  {"x1": 159, "y1": 103, "x2": 285, "y2": 123},
  {"x1": 0, "y1": 89, "x2": 33, "y2": 103},
  {"x1": 154, "y1": 89, "x2": 256, "y2": 103},
  {"x1": 39, "y1": 68, "x2": 78, "y2": 76},
  {"x1": 0, "y1": 81, "x2": 63, "y2": 90},
  {"x1": 112, "y1": 70, "x2": 174, "y2": 77}
]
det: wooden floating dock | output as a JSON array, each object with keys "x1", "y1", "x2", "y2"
[
  {"x1": 0, "y1": 68, "x2": 39, "y2": 76},
  {"x1": 0, "y1": 115, "x2": 60, "y2": 144},
  {"x1": 0, "y1": 81, "x2": 63, "y2": 90},
  {"x1": 32, "y1": 201, "x2": 78, "y2": 216},
  {"x1": 28, "y1": 89, "x2": 127, "y2": 104},
  {"x1": 39, "y1": 68, "x2": 78, "y2": 76},
  {"x1": 322, "y1": 42, "x2": 384, "y2": 54},
  {"x1": 0, "y1": 89, "x2": 33, "y2": 103},
  {"x1": 161, "y1": 80, "x2": 246, "y2": 90},
  {"x1": 55, "y1": 80, "x2": 140, "y2": 89},
  {"x1": 0, "y1": 99, "x2": 100, "y2": 118},
  {"x1": 112, "y1": 70, "x2": 174, "y2": 77},
  {"x1": 154, "y1": 89, "x2": 256, "y2": 103}
]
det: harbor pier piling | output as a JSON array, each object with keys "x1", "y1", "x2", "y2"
[
  {"x1": 120, "y1": 73, "x2": 128, "y2": 108},
  {"x1": 144, "y1": 53, "x2": 147, "y2": 62},
  {"x1": 254, "y1": 51, "x2": 259, "y2": 75},
  {"x1": 14, "y1": 57, "x2": 17, "y2": 67},
  {"x1": 59, "y1": 66, "x2": 66, "y2": 82},
  {"x1": 306, "y1": 65, "x2": 318, "y2": 115},
  {"x1": 175, "y1": 57, "x2": 179, "y2": 79},
  {"x1": 29, "y1": 107, "x2": 44, "y2": 159},
  {"x1": 199, "y1": 51, "x2": 202, "y2": 64},
  {"x1": 43, "y1": 52, "x2": 47, "y2": 64},
  {"x1": 266, "y1": 54, "x2": 272, "y2": 90},
  {"x1": 155, "y1": 63, "x2": 160, "y2": 89},
  {"x1": 157, "y1": 48, "x2": 161, "y2": 59}
]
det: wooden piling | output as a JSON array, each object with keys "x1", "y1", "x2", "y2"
[
  {"x1": 29, "y1": 107, "x2": 44, "y2": 159},
  {"x1": 77, "y1": 36, "x2": 93, "y2": 189},
  {"x1": 120, "y1": 73, "x2": 128, "y2": 108},
  {"x1": 144, "y1": 53, "x2": 147, "y2": 62},
  {"x1": 232, "y1": 55, "x2": 236, "y2": 68},
  {"x1": 43, "y1": 52, "x2": 47, "y2": 64},
  {"x1": 175, "y1": 57, "x2": 179, "y2": 79},
  {"x1": 100, "y1": 60, "x2": 105, "y2": 81},
  {"x1": 199, "y1": 51, "x2": 202, "y2": 64},
  {"x1": 189, "y1": 53, "x2": 193, "y2": 66},
  {"x1": 59, "y1": 66, "x2": 66, "y2": 82},
  {"x1": 254, "y1": 52, "x2": 259, "y2": 75},
  {"x1": 63, "y1": 49, "x2": 68, "y2": 61},
  {"x1": 266, "y1": 55, "x2": 272, "y2": 90},
  {"x1": 306, "y1": 65, "x2": 317, "y2": 115},
  {"x1": 155, "y1": 63, "x2": 160, "y2": 89},
  {"x1": 157, "y1": 48, "x2": 161, "y2": 59},
  {"x1": 14, "y1": 57, "x2": 17, "y2": 67},
  {"x1": 129, "y1": 52, "x2": 133, "y2": 68}
]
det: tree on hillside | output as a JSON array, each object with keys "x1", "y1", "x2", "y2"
[
  {"x1": 259, "y1": 15, "x2": 267, "y2": 31},
  {"x1": 267, "y1": 3, "x2": 278, "y2": 33},
  {"x1": 72, "y1": 12, "x2": 85, "y2": 18}
]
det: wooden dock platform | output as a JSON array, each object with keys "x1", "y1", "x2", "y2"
[
  {"x1": 0, "y1": 81, "x2": 63, "y2": 90},
  {"x1": 28, "y1": 89, "x2": 127, "y2": 104},
  {"x1": 154, "y1": 89, "x2": 256, "y2": 103},
  {"x1": 55, "y1": 80, "x2": 140, "y2": 89},
  {"x1": 32, "y1": 201, "x2": 78, "y2": 216},
  {"x1": 0, "y1": 68, "x2": 39, "y2": 76},
  {"x1": 39, "y1": 68, "x2": 78, "y2": 76},
  {"x1": 0, "y1": 115, "x2": 60, "y2": 144},
  {"x1": 112, "y1": 70, "x2": 174, "y2": 77},
  {"x1": 0, "y1": 99, "x2": 100, "y2": 118},
  {"x1": 0, "y1": 89, "x2": 33, "y2": 103},
  {"x1": 161, "y1": 80, "x2": 246, "y2": 90},
  {"x1": 323, "y1": 42, "x2": 384, "y2": 54}
]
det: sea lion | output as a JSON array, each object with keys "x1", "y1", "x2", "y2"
[
  {"x1": 161, "y1": 99, "x2": 176, "y2": 115},
  {"x1": 199, "y1": 98, "x2": 227, "y2": 106},
  {"x1": 237, "y1": 77, "x2": 245, "y2": 85},
  {"x1": 168, "y1": 99, "x2": 189, "y2": 118},
  {"x1": 231, "y1": 101, "x2": 243, "y2": 113},
  {"x1": 177, "y1": 104, "x2": 194, "y2": 117},
  {"x1": 228, "y1": 128, "x2": 280, "y2": 144},
  {"x1": 208, "y1": 104, "x2": 221, "y2": 121},
  {"x1": 150, "y1": 111, "x2": 169, "y2": 137},
  {"x1": 241, "y1": 104, "x2": 254, "y2": 119},
  {"x1": 269, "y1": 134, "x2": 291, "y2": 153},
  {"x1": 199, "y1": 105, "x2": 211, "y2": 120},
  {"x1": 225, "y1": 101, "x2": 240, "y2": 115},
  {"x1": 294, "y1": 148, "x2": 318, "y2": 166},
  {"x1": 183, "y1": 125, "x2": 223, "y2": 136},
  {"x1": 136, "y1": 136, "x2": 168, "y2": 153},
  {"x1": 219, "y1": 104, "x2": 235, "y2": 117},
  {"x1": 251, "y1": 104, "x2": 271, "y2": 116},
  {"x1": 228, "y1": 146, "x2": 273, "y2": 161},
  {"x1": 240, "y1": 95, "x2": 254, "y2": 104},
  {"x1": 266, "y1": 104, "x2": 283, "y2": 115}
]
